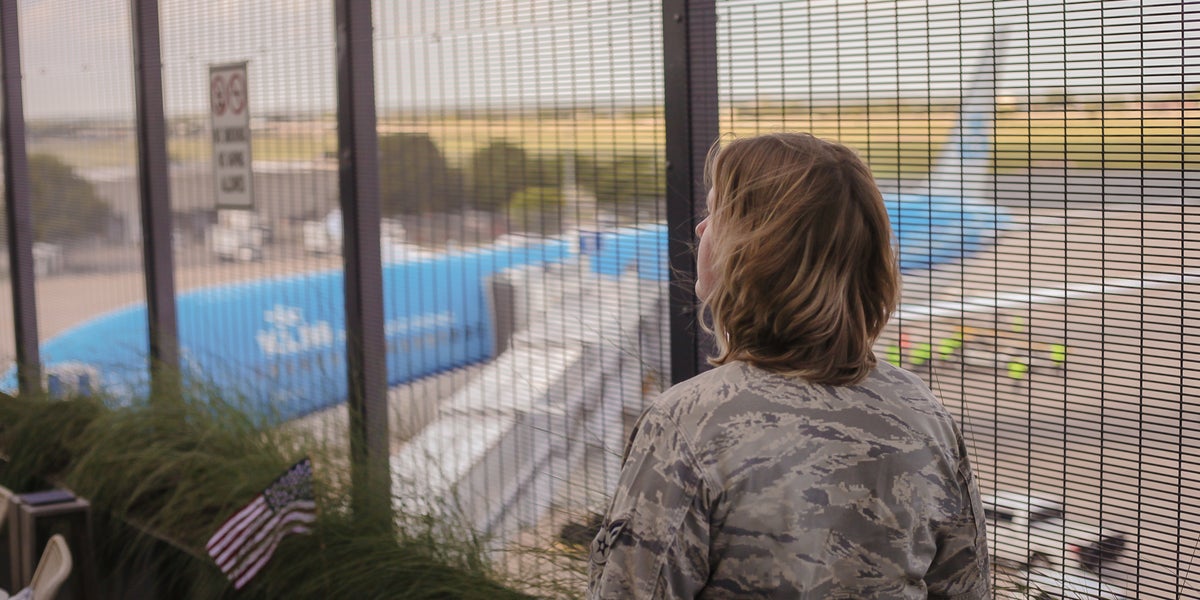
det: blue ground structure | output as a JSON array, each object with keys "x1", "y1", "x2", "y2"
[
  {"x1": 887, "y1": 195, "x2": 1010, "y2": 272},
  {"x1": 8, "y1": 199, "x2": 1005, "y2": 419}
]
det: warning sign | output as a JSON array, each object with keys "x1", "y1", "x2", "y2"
[{"x1": 210, "y1": 62, "x2": 253, "y2": 209}]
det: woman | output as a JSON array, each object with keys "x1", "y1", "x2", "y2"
[{"x1": 588, "y1": 133, "x2": 990, "y2": 598}]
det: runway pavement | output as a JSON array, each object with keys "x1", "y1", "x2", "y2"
[
  {"x1": 2, "y1": 170, "x2": 1197, "y2": 596},
  {"x1": 887, "y1": 201, "x2": 1199, "y2": 598}
]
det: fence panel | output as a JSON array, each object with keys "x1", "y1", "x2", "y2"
[
  {"x1": 2, "y1": 1, "x2": 1196, "y2": 597},
  {"x1": 371, "y1": 0, "x2": 669, "y2": 586},
  {"x1": 716, "y1": 0, "x2": 1198, "y2": 596},
  {"x1": 14, "y1": 0, "x2": 145, "y2": 398}
]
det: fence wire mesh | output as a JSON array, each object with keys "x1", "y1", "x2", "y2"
[{"x1": 0, "y1": 0, "x2": 1196, "y2": 597}]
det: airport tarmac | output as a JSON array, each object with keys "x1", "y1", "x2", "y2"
[
  {"x1": 891, "y1": 203, "x2": 1199, "y2": 597},
  {"x1": 1, "y1": 193, "x2": 1197, "y2": 597}
]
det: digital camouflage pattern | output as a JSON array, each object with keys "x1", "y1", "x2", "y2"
[{"x1": 589, "y1": 361, "x2": 990, "y2": 599}]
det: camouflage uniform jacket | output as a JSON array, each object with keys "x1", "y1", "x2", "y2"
[{"x1": 588, "y1": 360, "x2": 990, "y2": 599}]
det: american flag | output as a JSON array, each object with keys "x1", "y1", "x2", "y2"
[{"x1": 205, "y1": 457, "x2": 318, "y2": 589}]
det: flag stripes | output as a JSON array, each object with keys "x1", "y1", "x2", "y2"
[
  {"x1": 206, "y1": 496, "x2": 269, "y2": 559},
  {"x1": 205, "y1": 458, "x2": 316, "y2": 589},
  {"x1": 229, "y1": 503, "x2": 317, "y2": 589}
]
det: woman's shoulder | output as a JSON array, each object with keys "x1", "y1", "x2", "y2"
[
  {"x1": 646, "y1": 360, "x2": 952, "y2": 437},
  {"x1": 659, "y1": 360, "x2": 758, "y2": 399},
  {"x1": 645, "y1": 362, "x2": 754, "y2": 428},
  {"x1": 647, "y1": 361, "x2": 838, "y2": 440},
  {"x1": 857, "y1": 362, "x2": 967, "y2": 456},
  {"x1": 861, "y1": 361, "x2": 951, "y2": 414},
  {"x1": 868, "y1": 359, "x2": 934, "y2": 389}
]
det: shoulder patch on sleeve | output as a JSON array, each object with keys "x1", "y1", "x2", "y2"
[{"x1": 590, "y1": 516, "x2": 629, "y2": 566}]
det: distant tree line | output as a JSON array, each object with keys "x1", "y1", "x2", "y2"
[
  {"x1": 0, "y1": 154, "x2": 113, "y2": 245},
  {"x1": 0, "y1": 136, "x2": 664, "y2": 247},
  {"x1": 377, "y1": 133, "x2": 664, "y2": 231}
]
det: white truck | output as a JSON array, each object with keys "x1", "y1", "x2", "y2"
[
  {"x1": 209, "y1": 209, "x2": 267, "y2": 262},
  {"x1": 303, "y1": 209, "x2": 410, "y2": 258},
  {"x1": 302, "y1": 208, "x2": 342, "y2": 255}
]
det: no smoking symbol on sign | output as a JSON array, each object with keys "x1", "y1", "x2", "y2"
[
  {"x1": 211, "y1": 74, "x2": 228, "y2": 116},
  {"x1": 209, "y1": 62, "x2": 252, "y2": 210},
  {"x1": 211, "y1": 72, "x2": 247, "y2": 117},
  {"x1": 227, "y1": 73, "x2": 247, "y2": 114}
]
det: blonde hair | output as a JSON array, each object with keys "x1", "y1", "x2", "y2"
[{"x1": 701, "y1": 132, "x2": 899, "y2": 386}]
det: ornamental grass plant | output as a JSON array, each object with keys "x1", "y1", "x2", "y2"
[
  {"x1": 0, "y1": 384, "x2": 1063, "y2": 599},
  {"x1": 0, "y1": 382, "x2": 539, "y2": 599}
]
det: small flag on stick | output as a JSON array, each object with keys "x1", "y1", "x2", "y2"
[{"x1": 206, "y1": 457, "x2": 317, "y2": 589}]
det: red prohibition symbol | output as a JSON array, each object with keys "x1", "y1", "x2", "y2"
[
  {"x1": 211, "y1": 74, "x2": 228, "y2": 116},
  {"x1": 228, "y1": 72, "x2": 247, "y2": 115}
]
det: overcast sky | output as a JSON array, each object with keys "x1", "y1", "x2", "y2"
[{"x1": 13, "y1": 0, "x2": 1198, "y2": 119}]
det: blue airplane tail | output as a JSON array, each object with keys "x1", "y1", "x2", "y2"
[{"x1": 925, "y1": 28, "x2": 1011, "y2": 199}]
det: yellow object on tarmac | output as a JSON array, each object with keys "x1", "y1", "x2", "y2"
[
  {"x1": 1011, "y1": 315, "x2": 1026, "y2": 333},
  {"x1": 938, "y1": 331, "x2": 964, "y2": 358},
  {"x1": 1007, "y1": 360, "x2": 1029, "y2": 380},
  {"x1": 910, "y1": 343, "x2": 932, "y2": 366}
]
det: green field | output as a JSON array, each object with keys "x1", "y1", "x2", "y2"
[{"x1": 28, "y1": 108, "x2": 1199, "y2": 176}]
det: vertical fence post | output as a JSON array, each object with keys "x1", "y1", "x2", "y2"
[
  {"x1": 0, "y1": 0, "x2": 40, "y2": 396},
  {"x1": 663, "y1": 0, "x2": 719, "y2": 384},
  {"x1": 131, "y1": 0, "x2": 180, "y2": 393},
  {"x1": 335, "y1": 0, "x2": 391, "y2": 520}
]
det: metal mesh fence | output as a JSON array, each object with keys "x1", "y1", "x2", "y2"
[
  {"x1": 716, "y1": 0, "x2": 1197, "y2": 596},
  {"x1": 20, "y1": 0, "x2": 146, "y2": 393},
  {"x1": 0, "y1": 0, "x2": 1195, "y2": 597},
  {"x1": 372, "y1": 0, "x2": 668, "y2": 582}
]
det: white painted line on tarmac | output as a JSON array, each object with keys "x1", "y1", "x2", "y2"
[{"x1": 894, "y1": 270, "x2": 1200, "y2": 322}]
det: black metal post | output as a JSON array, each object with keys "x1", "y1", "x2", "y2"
[
  {"x1": 131, "y1": 0, "x2": 180, "y2": 391},
  {"x1": 663, "y1": 0, "x2": 719, "y2": 384},
  {"x1": 0, "y1": 0, "x2": 40, "y2": 396},
  {"x1": 335, "y1": 0, "x2": 391, "y2": 518}
]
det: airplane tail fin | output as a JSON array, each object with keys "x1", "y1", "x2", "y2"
[{"x1": 924, "y1": 28, "x2": 1011, "y2": 199}]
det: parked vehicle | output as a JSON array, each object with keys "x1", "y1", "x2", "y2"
[
  {"x1": 1009, "y1": 566, "x2": 1129, "y2": 600},
  {"x1": 32, "y1": 242, "x2": 65, "y2": 275},
  {"x1": 983, "y1": 491, "x2": 1127, "y2": 573},
  {"x1": 208, "y1": 209, "x2": 268, "y2": 262},
  {"x1": 302, "y1": 209, "x2": 409, "y2": 256}
]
